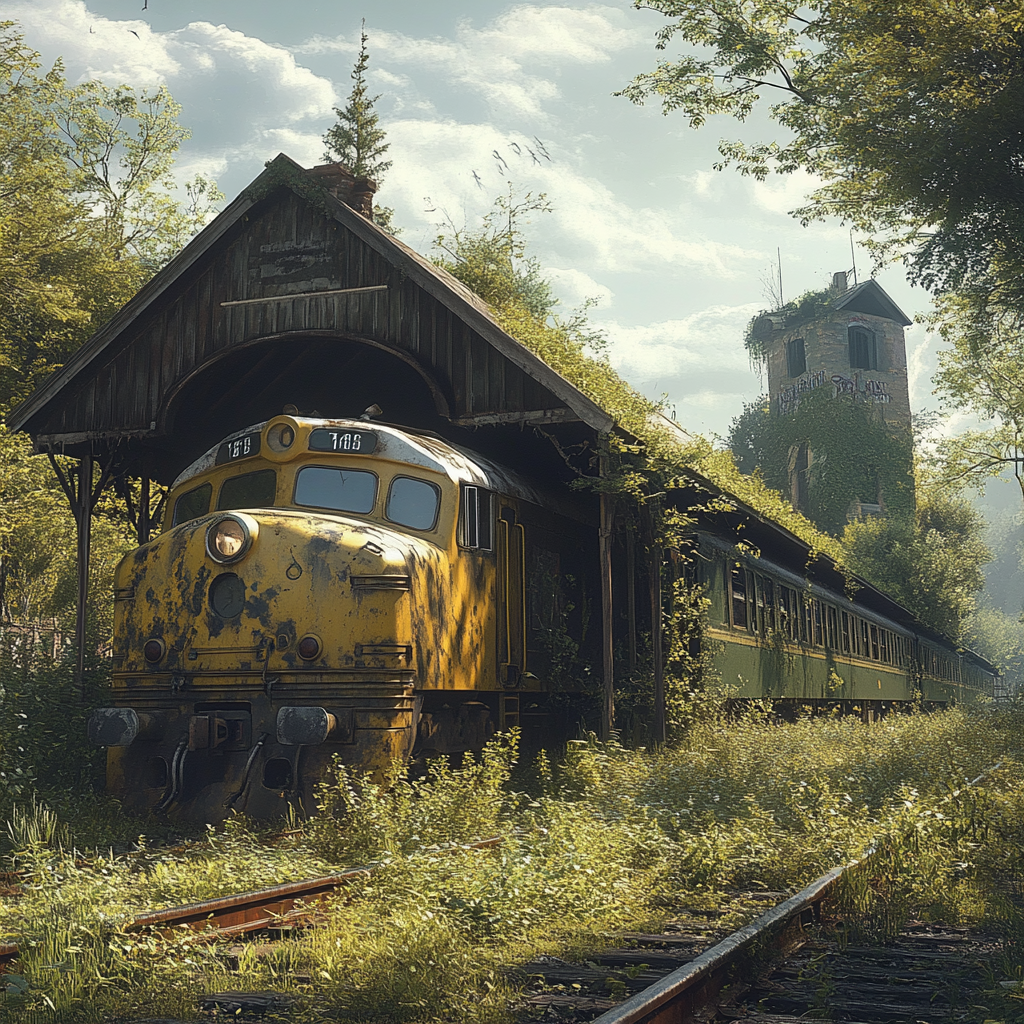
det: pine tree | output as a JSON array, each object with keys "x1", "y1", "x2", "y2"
[{"x1": 323, "y1": 23, "x2": 392, "y2": 182}]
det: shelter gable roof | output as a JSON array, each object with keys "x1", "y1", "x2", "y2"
[{"x1": 8, "y1": 153, "x2": 612, "y2": 440}]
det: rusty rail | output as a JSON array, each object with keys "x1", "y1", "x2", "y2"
[
  {"x1": 585, "y1": 761, "x2": 1003, "y2": 1024},
  {"x1": 125, "y1": 868, "x2": 371, "y2": 939},
  {"x1": 126, "y1": 835, "x2": 503, "y2": 940},
  {"x1": 588, "y1": 860, "x2": 853, "y2": 1024},
  {"x1": 0, "y1": 835, "x2": 504, "y2": 969}
]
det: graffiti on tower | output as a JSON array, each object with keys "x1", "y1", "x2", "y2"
[{"x1": 777, "y1": 372, "x2": 891, "y2": 414}]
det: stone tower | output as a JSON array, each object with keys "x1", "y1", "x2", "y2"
[{"x1": 752, "y1": 273, "x2": 913, "y2": 516}]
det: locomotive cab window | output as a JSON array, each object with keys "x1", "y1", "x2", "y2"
[
  {"x1": 386, "y1": 476, "x2": 441, "y2": 531},
  {"x1": 172, "y1": 482, "x2": 212, "y2": 526},
  {"x1": 459, "y1": 485, "x2": 493, "y2": 549},
  {"x1": 217, "y1": 469, "x2": 277, "y2": 511},
  {"x1": 294, "y1": 466, "x2": 377, "y2": 514}
]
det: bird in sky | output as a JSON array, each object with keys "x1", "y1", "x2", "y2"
[
  {"x1": 533, "y1": 137, "x2": 552, "y2": 162},
  {"x1": 128, "y1": 29, "x2": 140, "y2": 38},
  {"x1": 527, "y1": 147, "x2": 541, "y2": 166},
  {"x1": 472, "y1": 170, "x2": 484, "y2": 189},
  {"x1": 509, "y1": 142, "x2": 522, "y2": 157}
]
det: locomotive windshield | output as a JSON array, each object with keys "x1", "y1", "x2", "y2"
[
  {"x1": 217, "y1": 469, "x2": 277, "y2": 511},
  {"x1": 172, "y1": 483, "x2": 212, "y2": 526},
  {"x1": 386, "y1": 476, "x2": 440, "y2": 530},
  {"x1": 294, "y1": 466, "x2": 377, "y2": 513}
]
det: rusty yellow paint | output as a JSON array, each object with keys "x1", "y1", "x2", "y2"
[
  {"x1": 114, "y1": 416, "x2": 498, "y2": 693},
  {"x1": 107, "y1": 415, "x2": 505, "y2": 820}
]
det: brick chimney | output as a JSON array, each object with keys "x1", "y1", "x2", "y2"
[{"x1": 305, "y1": 163, "x2": 377, "y2": 220}]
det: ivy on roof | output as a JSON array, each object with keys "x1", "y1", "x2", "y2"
[{"x1": 743, "y1": 286, "x2": 836, "y2": 360}]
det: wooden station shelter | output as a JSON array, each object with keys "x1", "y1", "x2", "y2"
[{"x1": 8, "y1": 155, "x2": 662, "y2": 740}]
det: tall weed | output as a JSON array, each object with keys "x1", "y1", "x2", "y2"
[{"x1": 3, "y1": 703, "x2": 1024, "y2": 1020}]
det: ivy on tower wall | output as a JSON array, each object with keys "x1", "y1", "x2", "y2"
[{"x1": 729, "y1": 388, "x2": 915, "y2": 537}]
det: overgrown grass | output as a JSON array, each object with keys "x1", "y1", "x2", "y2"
[{"x1": 3, "y1": 703, "x2": 1024, "y2": 1021}]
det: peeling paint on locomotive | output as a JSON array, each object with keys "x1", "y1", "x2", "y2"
[{"x1": 100, "y1": 415, "x2": 584, "y2": 822}]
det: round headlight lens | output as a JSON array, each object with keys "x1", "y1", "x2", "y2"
[
  {"x1": 207, "y1": 517, "x2": 249, "y2": 563},
  {"x1": 143, "y1": 638, "x2": 165, "y2": 663},
  {"x1": 267, "y1": 421, "x2": 297, "y2": 453},
  {"x1": 297, "y1": 635, "x2": 322, "y2": 661}
]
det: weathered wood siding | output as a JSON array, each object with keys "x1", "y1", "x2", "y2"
[{"x1": 36, "y1": 191, "x2": 561, "y2": 440}]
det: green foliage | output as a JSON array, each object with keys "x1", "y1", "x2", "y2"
[
  {"x1": 966, "y1": 605, "x2": 1024, "y2": 693},
  {"x1": 433, "y1": 189, "x2": 557, "y2": 319},
  {"x1": 728, "y1": 388, "x2": 915, "y2": 536},
  {"x1": 321, "y1": 23, "x2": 397, "y2": 234},
  {"x1": 662, "y1": 575, "x2": 725, "y2": 737},
  {"x1": 0, "y1": 426, "x2": 133, "y2": 629},
  {"x1": 931, "y1": 288, "x2": 1024, "y2": 504},
  {"x1": 433, "y1": 188, "x2": 844, "y2": 573},
  {"x1": 620, "y1": 0, "x2": 1024, "y2": 300},
  {"x1": 841, "y1": 474, "x2": 990, "y2": 641},
  {"x1": 743, "y1": 286, "x2": 834, "y2": 360},
  {"x1": 622, "y1": 0, "x2": 1024, "y2": 495},
  {"x1": 322, "y1": 24, "x2": 392, "y2": 181},
  {"x1": 1, "y1": 707, "x2": 1024, "y2": 1019},
  {"x1": 309, "y1": 731, "x2": 519, "y2": 863},
  {"x1": 0, "y1": 22, "x2": 221, "y2": 412}
]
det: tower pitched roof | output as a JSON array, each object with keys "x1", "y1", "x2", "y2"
[{"x1": 833, "y1": 279, "x2": 912, "y2": 326}]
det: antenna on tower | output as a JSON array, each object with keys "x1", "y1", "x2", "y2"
[
  {"x1": 850, "y1": 230, "x2": 858, "y2": 286},
  {"x1": 777, "y1": 247, "x2": 784, "y2": 307}
]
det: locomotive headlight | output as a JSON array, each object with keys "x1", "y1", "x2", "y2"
[
  {"x1": 297, "y1": 634, "x2": 322, "y2": 661},
  {"x1": 206, "y1": 514, "x2": 256, "y2": 564},
  {"x1": 143, "y1": 638, "x2": 165, "y2": 664}
]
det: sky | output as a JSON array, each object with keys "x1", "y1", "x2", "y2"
[{"x1": 9, "y1": 0, "x2": 967, "y2": 444}]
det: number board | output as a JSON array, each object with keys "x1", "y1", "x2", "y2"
[
  {"x1": 308, "y1": 428, "x2": 378, "y2": 454},
  {"x1": 215, "y1": 432, "x2": 261, "y2": 465}
]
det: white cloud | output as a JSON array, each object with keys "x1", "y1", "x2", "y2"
[
  {"x1": 10, "y1": 0, "x2": 336, "y2": 163},
  {"x1": 544, "y1": 267, "x2": 613, "y2": 308},
  {"x1": 690, "y1": 169, "x2": 718, "y2": 196},
  {"x1": 907, "y1": 324, "x2": 937, "y2": 412},
  {"x1": 602, "y1": 303, "x2": 762, "y2": 381},
  {"x1": 300, "y1": 6, "x2": 642, "y2": 122},
  {"x1": 750, "y1": 168, "x2": 821, "y2": 217},
  {"x1": 381, "y1": 119, "x2": 762, "y2": 278}
]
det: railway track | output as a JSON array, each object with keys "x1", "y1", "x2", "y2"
[
  {"x1": 80, "y1": 846, "x2": 999, "y2": 1023},
  {"x1": 0, "y1": 768, "x2": 1005, "y2": 1020},
  {"x1": 518, "y1": 861, "x2": 999, "y2": 1024}
]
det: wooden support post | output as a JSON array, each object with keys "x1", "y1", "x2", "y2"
[
  {"x1": 75, "y1": 455, "x2": 94, "y2": 701},
  {"x1": 599, "y1": 463, "x2": 615, "y2": 741},
  {"x1": 139, "y1": 476, "x2": 151, "y2": 545},
  {"x1": 626, "y1": 526, "x2": 637, "y2": 674},
  {"x1": 647, "y1": 502, "x2": 666, "y2": 746}
]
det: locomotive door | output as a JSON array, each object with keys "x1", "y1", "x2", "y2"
[{"x1": 497, "y1": 505, "x2": 527, "y2": 686}]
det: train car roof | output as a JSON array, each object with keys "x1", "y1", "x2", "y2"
[
  {"x1": 172, "y1": 417, "x2": 593, "y2": 524},
  {"x1": 670, "y1": 469, "x2": 999, "y2": 675}
]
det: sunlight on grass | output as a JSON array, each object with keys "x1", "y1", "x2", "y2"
[{"x1": 2, "y1": 702, "x2": 1024, "y2": 1021}]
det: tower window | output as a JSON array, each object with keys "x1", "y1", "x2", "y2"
[
  {"x1": 786, "y1": 338, "x2": 806, "y2": 378},
  {"x1": 848, "y1": 326, "x2": 877, "y2": 369}
]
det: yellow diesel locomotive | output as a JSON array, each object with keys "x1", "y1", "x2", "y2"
[{"x1": 89, "y1": 413, "x2": 593, "y2": 821}]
